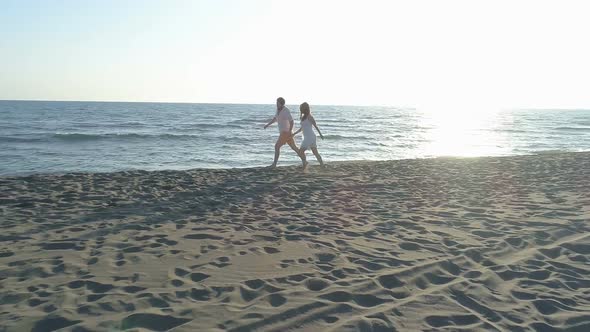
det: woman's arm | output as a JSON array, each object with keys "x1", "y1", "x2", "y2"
[
  {"x1": 291, "y1": 128, "x2": 302, "y2": 137},
  {"x1": 311, "y1": 116, "x2": 324, "y2": 139},
  {"x1": 264, "y1": 117, "x2": 277, "y2": 129}
]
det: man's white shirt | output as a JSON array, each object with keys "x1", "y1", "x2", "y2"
[{"x1": 275, "y1": 107, "x2": 293, "y2": 133}]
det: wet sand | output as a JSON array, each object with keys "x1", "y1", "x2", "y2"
[{"x1": 1, "y1": 152, "x2": 589, "y2": 331}]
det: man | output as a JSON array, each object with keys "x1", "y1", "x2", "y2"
[{"x1": 264, "y1": 97, "x2": 306, "y2": 168}]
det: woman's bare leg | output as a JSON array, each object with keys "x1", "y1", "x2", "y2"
[
  {"x1": 299, "y1": 147, "x2": 308, "y2": 167},
  {"x1": 287, "y1": 140, "x2": 306, "y2": 166},
  {"x1": 311, "y1": 147, "x2": 324, "y2": 166}
]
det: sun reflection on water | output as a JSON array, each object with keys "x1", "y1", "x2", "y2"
[{"x1": 418, "y1": 107, "x2": 509, "y2": 157}]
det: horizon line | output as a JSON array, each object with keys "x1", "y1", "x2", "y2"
[
  {"x1": 1, "y1": 99, "x2": 589, "y2": 111},
  {"x1": 0, "y1": 98, "x2": 410, "y2": 108}
]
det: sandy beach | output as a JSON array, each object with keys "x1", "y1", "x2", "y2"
[{"x1": 1, "y1": 152, "x2": 589, "y2": 331}]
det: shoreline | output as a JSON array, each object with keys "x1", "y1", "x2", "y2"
[
  {"x1": 2, "y1": 150, "x2": 589, "y2": 179},
  {"x1": 1, "y1": 151, "x2": 589, "y2": 331}
]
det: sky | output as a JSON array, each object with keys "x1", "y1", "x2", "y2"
[{"x1": 1, "y1": 0, "x2": 589, "y2": 110}]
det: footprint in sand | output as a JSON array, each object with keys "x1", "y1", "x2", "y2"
[
  {"x1": 190, "y1": 287, "x2": 211, "y2": 301},
  {"x1": 31, "y1": 316, "x2": 82, "y2": 332},
  {"x1": 267, "y1": 293, "x2": 287, "y2": 307},
  {"x1": 113, "y1": 252, "x2": 126, "y2": 267},
  {"x1": 285, "y1": 274, "x2": 308, "y2": 283},
  {"x1": 399, "y1": 242, "x2": 421, "y2": 251},
  {"x1": 244, "y1": 279, "x2": 265, "y2": 289},
  {"x1": 377, "y1": 273, "x2": 405, "y2": 289},
  {"x1": 210, "y1": 256, "x2": 231, "y2": 268},
  {"x1": 304, "y1": 278, "x2": 330, "y2": 291},
  {"x1": 27, "y1": 298, "x2": 47, "y2": 307},
  {"x1": 263, "y1": 247, "x2": 280, "y2": 254},
  {"x1": 0, "y1": 250, "x2": 14, "y2": 258},
  {"x1": 171, "y1": 279, "x2": 184, "y2": 287},
  {"x1": 156, "y1": 237, "x2": 178, "y2": 246},
  {"x1": 41, "y1": 242, "x2": 85, "y2": 251},
  {"x1": 190, "y1": 272, "x2": 210, "y2": 282},
  {"x1": 122, "y1": 285, "x2": 147, "y2": 293},
  {"x1": 425, "y1": 314, "x2": 479, "y2": 328},
  {"x1": 184, "y1": 233, "x2": 224, "y2": 240},
  {"x1": 120, "y1": 313, "x2": 191, "y2": 331},
  {"x1": 173, "y1": 267, "x2": 190, "y2": 278}
]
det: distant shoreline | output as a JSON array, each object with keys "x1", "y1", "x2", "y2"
[{"x1": 2, "y1": 151, "x2": 589, "y2": 179}]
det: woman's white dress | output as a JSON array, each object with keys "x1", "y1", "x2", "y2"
[{"x1": 300, "y1": 117, "x2": 317, "y2": 149}]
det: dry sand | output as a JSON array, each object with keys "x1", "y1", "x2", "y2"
[{"x1": 1, "y1": 152, "x2": 589, "y2": 332}]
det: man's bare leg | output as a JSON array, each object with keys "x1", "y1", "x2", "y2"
[
  {"x1": 288, "y1": 140, "x2": 307, "y2": 167},
  {"x1": 271, "y1": 139, "x2": 283, "y2": 168}
]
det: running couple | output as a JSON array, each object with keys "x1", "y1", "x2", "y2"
[{"x1": 264, "y1": 97, "x2": 324, "y2": 169}]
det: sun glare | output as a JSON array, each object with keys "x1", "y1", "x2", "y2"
[{"x1": 418, "y1": 106, "x2": 503, "y2": 157}]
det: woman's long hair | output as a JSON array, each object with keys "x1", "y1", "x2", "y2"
[{"x1": 300, "y1": 102, "x2": 311, "y2": 121}]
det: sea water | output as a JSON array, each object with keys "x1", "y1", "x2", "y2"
[{"x1": 1, "y1": 100, "x2": 589, "y2": 175}]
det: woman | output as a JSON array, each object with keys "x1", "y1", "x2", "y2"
[{"x1": 291, "y1": 102, "x2": 324, "y2": 168}]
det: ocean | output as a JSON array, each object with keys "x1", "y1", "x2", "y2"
[{"x1": 1, "y1": 100, "x2": 589, "y2": 176}]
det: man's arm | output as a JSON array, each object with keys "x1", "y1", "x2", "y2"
[
  {"x1": 289, "y1": 120, "x2": 294, "y2": 133},
  {"x1": 264, "y1": 117, "x2": 277, "y2": 129}
]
